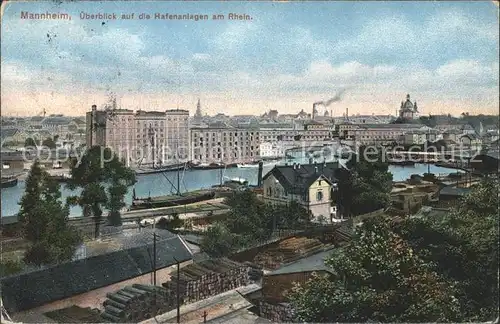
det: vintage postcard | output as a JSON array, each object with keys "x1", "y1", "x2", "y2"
[{"x1": 1, "y1": 1, "x2": 499, "y2": 323}]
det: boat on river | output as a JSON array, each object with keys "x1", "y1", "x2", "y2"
[
  {"x1": 1, "y1": 176, "x2": 18, "y2": 188},
  {"x1": 188, "y1": 162, "x2": 237, "y2": 170},
  {"x1": 49, "y1": 174, "x2": 72, "y2": 182},
  {"x1": 135, "y1": 163, "x2": 186, "y2": 175},
  {"x1": 237, "y1": 163, "x2": 259, "y2": 168},
  {"x1": 388, "y1": 159, "x2": 416, "y2": 166},
  {"x1": 212, "y1": 177, "x2": 249, "y2": 191},
  {"x1": 238, "y1": 159, "x2": 278, "y2": 168},
  {"x1": 130, "y1": 189, "x2": 216, "y2": 210},
  {"x1": 334, "y1": 151, "x2": 354, "y2": 159},
  {"x1": 131, "y1": 132, "x2": 219, "y2": 210}
]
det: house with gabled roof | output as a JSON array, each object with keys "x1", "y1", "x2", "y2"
[
  {"x1": 459, "y1": 133, "x2": 482, "y2": 149},
  {"x1": 0, "y1": 128, "x2": 24, "y2": 147},
  {"x1": 470, "y1": 150, "x2": 499, "y2": 174},
  {"x1": 262, "y1": 162, "x2": 341, "y2": 223}
]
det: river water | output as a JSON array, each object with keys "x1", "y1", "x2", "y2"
[{"x1": 1, "y1": 159, "x2": 460, "y2": 217}]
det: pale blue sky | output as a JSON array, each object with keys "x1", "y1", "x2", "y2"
[{"x1": 1, "y1": 1, "x2": 498, "y2": 116}]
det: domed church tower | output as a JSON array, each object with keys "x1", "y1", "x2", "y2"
[{"x1": 399, "y1": 94, "x2": 419, "y2": 119}]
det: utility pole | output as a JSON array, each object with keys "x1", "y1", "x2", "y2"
[
  {"x1": 173, "y1": 257, "x2": 180, "y2": 323},
  {"x1": 152, "y1": 232, "x2": 158, "y2": 319},
  {"x1": 153, "y1": 233, "x2": 157, "y2": 286},
  {"x1": 176, "y1": 143, "x2": 181, "y2": 196},
  {"x1": 89, "y1": 106, "x2": 94, "y2": 148},
  {"x1": 220, "y1": 166, "x2": 223, "y2": 186}
]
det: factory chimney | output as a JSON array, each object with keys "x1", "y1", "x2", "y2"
[{"x1": 257, "y1": 161, "x2": 264, "y2": 188}]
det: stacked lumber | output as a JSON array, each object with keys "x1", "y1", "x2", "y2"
[
  {"x1": 101, "y1": 284, "x2": 180, "y2": 323},
  {"x1": 253, "y1": 237, "x2": 324, "y2": 269},
  {"x1": 244, "y1": 261, "x2": 264, "y2": 281},
  {"x1": 162, "y1": 258, "x2": 251, "y2": 303},
  {"x1": 44, "y1": 305, "x2": 102, "y2": 323},
  {"x1": 259, "y1": 300, "x2": 295, "y2": 323},
  {"x1": 334, "y1": 225, "x2": 353, "y2": 242}
]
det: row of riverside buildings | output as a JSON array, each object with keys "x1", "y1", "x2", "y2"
[
  {"x1": 85, "y1": 94, "x2": 498, "y2": 168},
  {"x1": 86, "y1": 103, "x2": 340, "y2": 167}
]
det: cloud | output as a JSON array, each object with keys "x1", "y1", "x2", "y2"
[
  {"x1": 335, "y1": 16, "x2": 417, "y2": 53},
  {"x1": 209, "y1": 22, "x2": 261, "y2": 52},
  {"x1": 426, "y1": 9, "x2": 498, "y2": 42},
  {"x1": 192, "y1": 53, "x2": 211, "y2": 61},
  {"x1": 436, "y1": 59, "x2": 498, "y2": 80},
  {"x1": 0, "y1": 3, "x2": 498, "y2": 116},
  {"x1": 330, "y1": 9, "x2": 498, "y2": 61}
]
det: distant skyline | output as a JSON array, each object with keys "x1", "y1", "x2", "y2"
[{"x1": 1, "y1": 1, "x2": 499, "y2": 117}]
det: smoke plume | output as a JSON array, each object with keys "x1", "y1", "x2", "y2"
[{"x1": 314, "y1": 89, "x2": 347, "y2": 107}]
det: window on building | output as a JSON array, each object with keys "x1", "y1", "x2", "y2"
[{"x1": 316, "y1": 191, "x2": 323, "y2": 201}]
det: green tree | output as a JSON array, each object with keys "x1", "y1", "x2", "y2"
[
  {"x1": 200, "y1": 222, "x2": 239, "y2": 257},
  {"x1": 18, "y1": 160, "x2": 47, "y2": 242},
  {"x1": 18, "y1": 160, "x2": 82, "y2": 266},
  {"x1": 155, "y1": 213, "x2": 184, "y2": 231},
  {"x1": 288, "y1": 216, "x2": 462, "y2": 322},
  {"x1": 67, "y1": 146, "x2": 136, "y2": 236},
  {"x1": 200, "y1": 190, "x2": 311, "y2": 256},
  {"x1": 276, "y1": 200, "x2": 310, "y2": 229},
  {"x1": 338, "y1": 146, "x2": 393, "y2": 217},
  {"x1": 0, "y1": 260, "x2": 23, "y2": 277},
  {"x1": 24, "y1": 137, "x2": 37, "y2": 148},
  {"x1": 394, "y1": 179, "x2": 499, "y2": 321},
  {"x1": 106, "y1": 181, "x2": 129, "y2": 226},
  {"x1": 223, "y1": 190, "x2": 273, "y2": 238},
  {"x1": 42, "y1": 137, "x2": 56, "y2": 149},
  {"x1": 419, "y1": 115, "x2": 438, "y2": 128}
]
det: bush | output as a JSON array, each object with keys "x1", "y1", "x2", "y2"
[
  {"x1": 448, "y1": 172, "x2": 462, "y2": 179},
  {"x1": 423, "y1": 173, "x2": 436, "y2": 181},
  {"x1": 155, "y1": 217, "x2": 169, "y2": 229},
  {"x1": 0, "y1": 260, "x2": 23, "y2": 277},
  {"x1": 408, "y1": 174, "x2": 423, "y2": 185},
  {"x1": 155, "y1": 213, "x2": 184, "y2": 231},
  {"x1": 1, "y1": 223, "x2": 23, "y2": 237},
  {"x1": 24, "y1": 242, "x2": 54, "y2": 266}
]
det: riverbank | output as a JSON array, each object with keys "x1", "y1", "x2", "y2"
[
  {"x1": 1, "y1": 162, "x2": 464, "y2": 217},
  {"x1": 10, "y1": 168, "x2": 71, "y2": 181}
]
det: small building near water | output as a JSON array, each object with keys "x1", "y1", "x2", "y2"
[
  {"x1": 257, "y1": 248, "x2": 335, "y2": 322},
  {"x1": 470, "y1": 150, "x2": 499, "y2": 174},
  {"x1": 261, "y1": 248, "x2": 334, "y2": 303},
  {"x1": 437, "y1": 186, "x2": 471, "y2": 207},
  {"x1": 262, "y1": 162, "x2": 341, "y2": 223}
]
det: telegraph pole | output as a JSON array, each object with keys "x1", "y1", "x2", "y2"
[
  {"x1": 173, "y1": 256, "x2": 181, "y2": 323},
  {"x1": 152, "y1": 232, "x2": 158, "y2": 319},
  {"x1": 153, "y1": 233, "x2": 157, "y2": 286}
]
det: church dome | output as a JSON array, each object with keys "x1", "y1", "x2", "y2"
[{"x1": 401, "y1": 94, "x2": 415, "y2": 111}]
